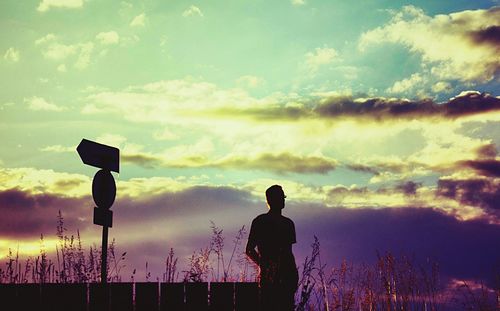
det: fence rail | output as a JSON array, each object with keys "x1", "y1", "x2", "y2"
[{"x1": 0, "y1": 282, "x2": 259, "y2": 311}]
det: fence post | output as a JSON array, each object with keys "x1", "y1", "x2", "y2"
[
  {"x1": 0, "y1": 284, "x2": 18, "y2": 311},
  {"x1": 210, "y1": 282, "x2": 234, "y2": 311},
  {"x1": 135, "y1": 282, "x2": 159, "y2": 311},
  {"x1": 185, "y1": 282, "x2": 208, "y2": 311},
  {"x1": 90, "y1": 283, "x2": 133, "y2": 311},
  {"x1": 89, "y1": 283, "x2": 107, "y2": 311},
  {"x1": 41, "y1": 283, "x2": 86, "y2": 311},
  {"x1": 160, "y1": 283, "x2": 184, "y2": 311},
  {"x1": 110, "y1": 282, "x2": 133, "y2": 311},
  {"x1": 17, "y1": 284, "x2": 41, "y2": 311},
  {"x1": 235, "y1": 282, "x2": 259, "y2": 311}
]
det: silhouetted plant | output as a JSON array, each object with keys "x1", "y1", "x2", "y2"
[
  {"x1": 456, "y1": 280, "x2": 497, "y2": 311},
  {"x1": 184, "y1": 247, "x2": 212, "y2": 282},
  {"x1": 209, "y1": 222, "x2": 248, "y2": 282},
  {"x1": 228, "y1": 225, "x2": 249, "y2": 281},
  {"x1": 163, "y1": 248, "x2": 178, "y2": 283},
  {"x1": 108, "y1": 239, "x2": 126, "y2": 282},
  {"x1": 210, "y1": 221, "x2": 225, "y2": 281},
  {"x1": 296, "y1": 236, "x2": 320, "y2": 311}
]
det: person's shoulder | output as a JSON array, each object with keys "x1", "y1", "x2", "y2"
[
  {"x1": 252, "y1": 213, "x2": 269, "y2": 223},
  {"x1": 281, "y1": 215, "x2": 295, "y2": 226}
]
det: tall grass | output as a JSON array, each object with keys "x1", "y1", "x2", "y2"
[
  {"x1": 294, "y1": 237, "x2": 498, "y2": 311},
  {"x1": 0, "y1": 211, "x2": 125, "y2": 284},
  {"x1": 0, "y1": 211, "x2": 498, "y2": 310}
]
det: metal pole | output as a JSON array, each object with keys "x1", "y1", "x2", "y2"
[
  {"x1": 101, "y1": 225, "x2": 108, "y2": 284},
  {"x1": 101, "y1": 225, "x2": 109, "y2": 311}
]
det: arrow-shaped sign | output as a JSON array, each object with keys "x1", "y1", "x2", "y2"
[{"x1": 77, "y1": 139, "x2": 120, "y2": 173}]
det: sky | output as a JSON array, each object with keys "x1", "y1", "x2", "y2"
[{"x1": 1, "y1": 0, "x2": 500, "y2": 288}]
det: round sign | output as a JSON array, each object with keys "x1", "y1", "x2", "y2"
[{"x1": 92, "y1": 169, "x2": 116, "y2": 209}]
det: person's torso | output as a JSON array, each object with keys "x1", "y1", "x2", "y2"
[{"x1": 253, "y1": 214, "x2": 297, "y2": 281}]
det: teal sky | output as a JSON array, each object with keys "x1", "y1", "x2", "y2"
[{"x1": 1, "y1": 0, "x2": 500, "y2": 286}]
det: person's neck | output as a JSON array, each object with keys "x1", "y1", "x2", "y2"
[{"x1": 268, "y1": 208, "x2": 282, "y2": 216}]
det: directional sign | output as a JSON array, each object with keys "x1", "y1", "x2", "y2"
[{"x1": 77, "y1": 139, "x2": 120, "y2": 173}]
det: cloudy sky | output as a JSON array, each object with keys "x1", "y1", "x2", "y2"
[{"x1": 1, "y1": 0, "x2": 500, "y2": 287}]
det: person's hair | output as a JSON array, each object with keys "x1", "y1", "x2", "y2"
[{"x1": 266, "y1": 185, "x2": 285, "y2": 209}]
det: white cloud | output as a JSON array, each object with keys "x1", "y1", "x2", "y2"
[
  {"x1": 153, "y1": 128, "x2": 179, "y2": 141},
  {"x1": 305, "y1": 47, "x2": 338, "y2": 73},
  {"x1": 74, "y1": 42, "x2": 94, "y2": 69},
  {"x1": 0, "y1": 167, "x2": 90, "y2": 198},
  {"x1": 432, "y1": 81, "x2": 452, "y2": 93},
  {"x1": 35, "y1": 33, "x2": 57, "y2": 45},
  {"x1": 25, "y1": 96, "x2": 63, "y2": 111},
  {"x1": 37, "y1": 0, "x2": 85, "y2": 12},
  {"x1": 335, "y1": 66, "x2": 360, "y2": 80},
  {"x1": 36, "y1": 34, "x2": 94, "y2": 70},
  {"x1": 40, "y1": 145, "x2": 73, "y2": 153},
  {"x1": 236, "y1": 75, "x2": 265, "y2": 89},
  {"x1": 0, "y1": 102, "x2": 14, "y2": 111},
  {"x1": 57, "y1": 64, "x2": 67, "y2": 72},
  {"x1": 82, "y1": 79, "x2": 264, "y2": 123},
  {"x1": 95, "y1": 31, "x2": 120, "y2": 45},
  {"x1": 182, "y1": 5, "x2": 204, "y2": 17},
  {"x1": 40, "y1": 42, "x2": 77, "y2": 60},
  {"x1": 130, "y1": 13, "x2": 146, "y2": 27},
  {"x1": 359, "y1": 6, "x2": 500, "y2": 83},
  {"x1": 386, "y1": 73, "x2": 423, "y2": 94},
  {"x1": 3, "y1": 47, "x2": 20, "y2": 62},
  {"x1": 120, "y1": 35, "x2": 140, "y2": 46},
  {"x1": 291, "y1": 0, "x2": 306, "y2": 6},
  {"x1": 95, "y1": 133, "x2": 127, "y2": 148}
]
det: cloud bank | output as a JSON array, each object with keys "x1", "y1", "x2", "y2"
[{"x1": 359, "y1": 6, "x2": 500, "y2": 83}]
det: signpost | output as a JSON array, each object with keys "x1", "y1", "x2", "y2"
[{"x1": 77, "y1": 139, "x2": 119, "y2": 285}]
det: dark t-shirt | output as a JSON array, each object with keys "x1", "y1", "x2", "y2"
[{"x1": 248, "y1": 212, "x2": 298, "y2": 287}]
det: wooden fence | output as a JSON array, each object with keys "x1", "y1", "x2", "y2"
[{"x1": 0, "y1": 282, "x2": 259, "y2": 311}]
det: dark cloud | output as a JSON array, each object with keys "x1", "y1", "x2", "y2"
[
  {"x1": 316, "y1": 92, "x2": 500, "y2": 120},
  {"x1": 459, "y1": 159, "x2": 500, "y2": 177},
  {"x1": 214, "y1": 153, "x2": 337, "y2": 174},
  {"x1": 53, "y1": 179, "x2": 86, "y2": 191},
  {"x1": 395, "y1": 181, "x2": 422, "y2": 196},
  {"x1": 475, "y1": 143, "x2": 497, "y2": 159},
  {"x1": 444, "y1": 91, "x2": 500, "y2": 117},
  {"x1": 215, "y1": 92, "x2": 500, "y2": 122},
  {"x1": 0, "y1": 189, "x2": 91, "y2": 237},
  {"x1": 345, "y1": 164, "x2": 381, "y2": 175},
  {"x1": 115, "y1": 186, "x2": 258, "y2": 225},
  {"x1": 122, "y1": 152, "x2": 338, "y2": 174},
  {"x1": 326, "y1": 181, "x2": 423, "y2": 203},
  {"x1": 345, "y1": 161, "x2": 407, "y2": 175},
  {"x1": 122, "y1": 153, "x2": 163, "y2": 168},
  {"x1": 470, "y1": 25, "x2": 500, "y2": 46},
  {"x1": 437, "y1": 178, "x2": 500, "y2": 213},
  {"x1": 345, "y1": 142, "x2": 499, "y2": 179},
  {"x1": 314, "y1": 97, "x2": 437, "y2": 120},
  {"x1": 328, "y1": 185, "x2": 369, "y2": 197}
]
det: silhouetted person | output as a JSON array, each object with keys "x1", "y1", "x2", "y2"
[{"x1": 246, "y1": 185, "x2": 298, "y2": 311}]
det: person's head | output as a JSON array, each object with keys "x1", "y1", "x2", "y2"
[{"x1": 266, "y1": 185, "x2": 286, "y2": 211}]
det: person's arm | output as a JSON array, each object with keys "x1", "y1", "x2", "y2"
[
  {"x1": 246, "y1": 238, "x2": 260, "y2": 265},
  {"x1": 246, "y1": 219, "x2": 260, "y2": 265}
]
